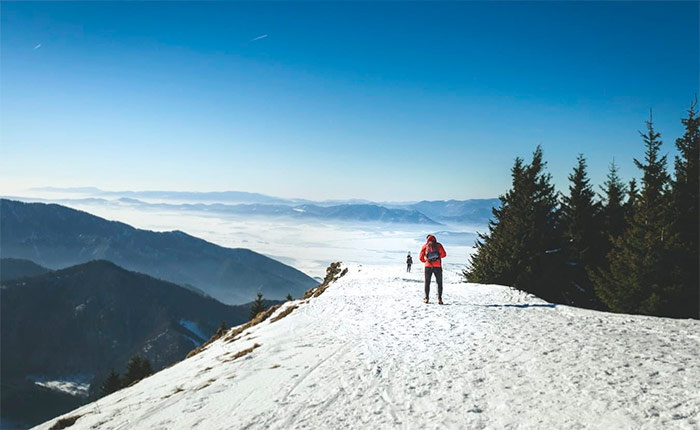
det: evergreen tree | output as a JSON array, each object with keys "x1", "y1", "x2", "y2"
[
  {"x1": 249, "y1": 292, "x2": 266, "y2": 320},
  {"x1": 99, "y1": 369, "x2": 122, "y2": 397},
  {"x1": 560, "y1": 154, "x2": 602, "y2": 266},
  {"x1": 286, "y1": 293, "x2": 293, "y2": 301},
  {"x1": 626, "y1": 179, "x2": 639, "y2": 214},
  {"x1": 599, "y1": 160, "x2": 628, "y2": 257},
  {"x1": 465, "y1": 157, "x2": 526, "y2": 287},
  {"x1": 141, "y1": 357, "x2": 153, "y2": 381},
  {"x1": 601, "y1": 159, "x2": 636, "y2": 242},
  {"x1": 559, "y1": 154, "x2": 603, "y2": 307},
  {"x1": 465, "y1": 146, "x2": 561, "y2": 302},
  {"x1": 592, "y1": 115, "x2": 676, "y2": 315},
  {"x1": 122, "y1": 355, "x2": 153, "y2": 387},
  {"x1": 669, "y1": 99, "x2": 700, "y2": 317}
]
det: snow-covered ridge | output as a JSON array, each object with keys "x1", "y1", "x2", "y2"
[{"x1": 35, "y1": 264, "x2": 700, "y2": 430}]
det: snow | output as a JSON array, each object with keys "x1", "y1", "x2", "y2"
[
  {"x1": 33, "y1": 264, "x2": 700, "y2": 430},
  {"x1": 179, "y1": 319, "x2": 208, "y2": 342},
  {"x1": 28, "y1": 375, "x2": 91, "y2": 398}
]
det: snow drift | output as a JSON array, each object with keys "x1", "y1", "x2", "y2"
[{"x1": 34, "y1": 264, "x2": 700, "y2": 430}]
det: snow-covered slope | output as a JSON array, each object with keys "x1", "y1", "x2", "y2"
[{"x1": 35, "y1": 264, "x2": 700, "y2": 430}]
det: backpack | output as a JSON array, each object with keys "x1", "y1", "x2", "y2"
[{"x1": 426, "y1": 242, "x2": 441, "y2": 262}]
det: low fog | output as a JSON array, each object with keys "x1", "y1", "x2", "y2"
[{"x1": 34, "y1": 198, "x2": 483, "y2": 279}]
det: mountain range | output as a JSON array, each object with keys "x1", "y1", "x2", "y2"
[
  {"x1": 23, "y1": 187, "x2": 500, "y2": 225},
  {"x1": 110, "y1": 199, "x2": 440, "y2": 224},
  {"x1": 405, "y1": 199, "x2": 498, "y2": 225},
  {"x1": 0, "y1": 199, "x2": 317, "y2": 304}
]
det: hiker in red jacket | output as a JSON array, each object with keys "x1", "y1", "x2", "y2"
[{"x1": 419, "y1": 234, "x2": 447, "y2": 304}]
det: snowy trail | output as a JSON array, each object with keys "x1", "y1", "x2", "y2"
[{"x1": 35, "y1": 264, "x2": 700, "y2": 430}]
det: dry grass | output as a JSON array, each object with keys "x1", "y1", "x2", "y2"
[
  {"x1": 225, "y1": 305, "x2": 281, "y2": 343},
  {"x1": 195, "y1": 379, "x2": 217, "y2": 391},
  {"x1": 48, "y1": 415, "x2": 82, "y2": 430},
  {"x1": 270, "y1": 305, "x2": 298, "y2": 323},
  {"x1": 189, "y1": 303, "x2": 280, "y2": 359},
  {"x1": 197, "y1": 366, "x2": 213, "y2": 376},
  {"x1": 223, "y1": 343, "x2": 261, "y2": 362},
  {"x1": 161, "y1": 386, "x2": 185, "y2": 399},
  {"x1": 188, "y1": 262, "x2": 347, "y2": 361},
  {"x1": 186, "y1": 323, "x2": 232, "y2": 358},
  {"x1": 302, "y1": 262, "x2": 347, "y2": 299}
]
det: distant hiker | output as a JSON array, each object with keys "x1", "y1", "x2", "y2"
[
  {"x1": 406, "y1": 252, "x2": 413, "y2": 272},
  {"x1": 419, "y1": 234, "x2": 446, "y2": 304}
]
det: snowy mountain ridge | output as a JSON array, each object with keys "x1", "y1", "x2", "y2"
[{"x1": 35, "y1": 264, "x2": 700, "y2": 430}]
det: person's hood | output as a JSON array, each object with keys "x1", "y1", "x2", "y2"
[{"x1": 426, "y1": 235, "x2": 437, "y2": 243}]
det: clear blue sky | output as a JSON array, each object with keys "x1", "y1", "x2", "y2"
[{"x1": 1, "y1": 1, "x2": 697, "y2": 201}]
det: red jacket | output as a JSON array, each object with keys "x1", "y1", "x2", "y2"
[{"x1": 419, "y1": 235, "x2": 447, "y2": 267}]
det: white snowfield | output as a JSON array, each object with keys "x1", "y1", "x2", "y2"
[{"x1": 35, "y1": 264, "x2": 700, "y2": 430}]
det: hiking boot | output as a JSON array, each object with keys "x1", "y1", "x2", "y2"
[
  {"x1": 424, "y1": 298, "x2": 429, "y2": 304},
  {"x1": 438, "y1": 298, "x2": 444, "y2": 305}
]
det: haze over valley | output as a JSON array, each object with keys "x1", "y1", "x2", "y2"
[{"x1": 3, "y1": 188, "x2": 493, "y2": 278}]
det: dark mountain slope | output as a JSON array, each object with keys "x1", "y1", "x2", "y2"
[
  {"x1": 1, "y1": 260, "x2": 258, "y2": 378},
  {"x1": 0, "y1": 199, "x2": 317, "y2": 304},
  {"x1": 1, "y1": 260, "x2": 278, "y2": 428},
  {"x1": 0, "y1": 258, "x2": 51, "y2": 281}
]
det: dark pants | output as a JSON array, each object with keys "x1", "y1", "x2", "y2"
[
  {"x1": 424, "y1": 266, "x2": 443, "y2": 299},
  {"x1": 407, "y1": 264, "x2": 412, "y2": 272}
]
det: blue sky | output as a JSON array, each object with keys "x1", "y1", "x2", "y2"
[{"x1": 1, "y1": 1, "x2": 697, "y2": 201}]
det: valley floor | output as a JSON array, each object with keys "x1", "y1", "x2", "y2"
[{"x1": 35, "y1": 264, "x2": 700, "y2": 430}]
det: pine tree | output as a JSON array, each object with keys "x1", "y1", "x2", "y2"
[
  {"x1": 626, "y1": 179, "x2": 639, "y2": 214},
  {"x1": 600, "y1": 160, "x2": 628, "y2": 248},
  {"x1": 286, "y1": 293, "x2": 293, "y2": 301},
  {"x1": 122, "y1": 355, "x2": 153, "y2": 387},
  {"x1": 669, "y1": 99, "x2": 700, "y2": 317},
  {"x1": 141, "y1": 356, "x2": 153, "y2": 375},
  {"x1": 99, "y1": 369, "x2": 122, "y2": 397},
  {"x1": 249, "y1": 292, "x2": 266, "y2": 320},
  {"x1": 465, "y1": 146, "x2": 561, "y2": 302},
  {"x1": 594, "y1": 160, "x2": 629, "y2": 308},
  {"x1": 560, "y1": 154, "x2": 602, "y2": 266},
  {"x1": 592, "y1": 114, "x2": 676, "y2": 315},
  {"x1": 465, "y1": 156, "x2": 525, "y2": 287},
  {"x1": 559, "y1": 154, "x2": 603, "y2": 307}
]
